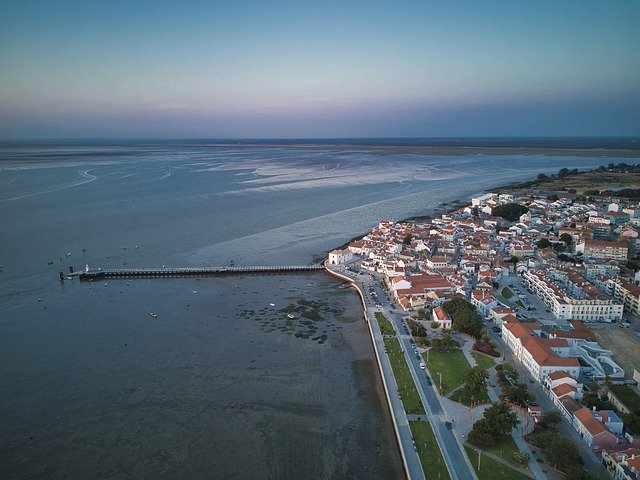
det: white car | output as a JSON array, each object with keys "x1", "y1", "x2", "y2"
[{"x1": 419, "y1": 362, "x2": 426, "y2": 370}]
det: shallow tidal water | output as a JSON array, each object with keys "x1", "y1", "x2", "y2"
[{"x1": 0, "y1": 141, "x2": 624, "y2": 479}]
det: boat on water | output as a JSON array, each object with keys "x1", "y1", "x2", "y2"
[
  {"x1": 287, "y1": 313, "x2": 295, "y2": 319},
  {"x1": 150, "y1": 312, "x2": 157, "y2": 318},
  {"x1": 269, "y1": 303, "x2": 275, "y2": 307},
  {"x1": 66, "y1": 252, "x2": 71, "y2": 257}
]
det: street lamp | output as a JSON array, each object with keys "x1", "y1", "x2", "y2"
[{"x1": 437, "y1": 372, "x2": 443, "y2": 391}]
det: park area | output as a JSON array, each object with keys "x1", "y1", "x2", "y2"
[
  {"x1": 410, "y1": 421, "x2": 450, "y2": 479},
  {"x1": 384, "y1": 338, "x2": 424, "y2": 414}
]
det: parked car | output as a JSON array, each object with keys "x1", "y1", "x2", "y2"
[
  {"x1": 445, "y1": 421, "x2": 452, "y2": 429},
  {"x1": 420, "y1": 362, "x2": 426, "y2": 370}
]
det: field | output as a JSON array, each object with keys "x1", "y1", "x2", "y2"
[
  {"x1": 410, "y1": 421, "x2": 450, "y2": 479},
  {"x1": 471, "y1": 352, "x2": 496, "y2": 370},
  {"x1": 384, "y1": 338, "x2": 425, "y2": 414},
  {"x1": 593, "y1": 327, "x2": 640, "y2": 379},
  {"x1": 375, "y1": 312, "x2": 395, "y2": 336},
  {"x1": 534, "y1": 171, "x2": 640, "y2": 193},
  {"x1": 610, "y1": 385, "x2": 640, "y2": 412},
  {"x1": 481, "y1": 436, "x2": 523, "y2": 467},
  {"x1": 464, "y1": 446, "x2": 532, "y2": 480},
  {"x1": 424, "y1": 349, "x2": 470, "y2": 394}
]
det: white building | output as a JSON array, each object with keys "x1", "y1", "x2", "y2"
[
  {"x1": 328, "y1": 249, "x2": 353, "y2": 265},
  {"x1": 522, "y1": 269, "x2": 623, "y2": 322}
]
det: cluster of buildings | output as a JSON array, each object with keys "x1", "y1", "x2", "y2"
[{"x1": 328, "y1": 189, "x2": 640, "y2": 470}]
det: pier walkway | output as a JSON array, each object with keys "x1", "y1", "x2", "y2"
[{"x1": 76, "y1": 264, "x2": 324, "y2": 280}]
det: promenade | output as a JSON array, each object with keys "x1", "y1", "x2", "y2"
[{"x1": 326, "y1": 263, "x2": 477, "y2": 480}]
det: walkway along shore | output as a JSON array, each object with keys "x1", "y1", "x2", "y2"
[{"x1": 325, "y1": 262, "x2": 426, "y2": 480}]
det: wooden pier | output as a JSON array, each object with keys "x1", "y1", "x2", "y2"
[{"x1": 76, "y1": 264, "x2": 325, "y2": 281}]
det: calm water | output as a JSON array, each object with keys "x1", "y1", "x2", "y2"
[{"x1": 0, "y1": 141, "x2": 625, "y2": 479}]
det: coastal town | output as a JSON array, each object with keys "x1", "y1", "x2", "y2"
[{"x1": 327, "y1": 168, "x2": 640, "y2": 480}]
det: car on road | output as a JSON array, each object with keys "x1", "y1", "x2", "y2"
[
  {"x1": 419, "y1": 362, "x2": 426, "y2": 370},
  {"x1": 445, "y1": 421, "x2": 452, "y2": 429},
  {"x1": 426, "y1": 377, "x2": 432, "y2": 386},
  {"x1": 491, "y1": 326, "x2": 501, "y2": 332}
]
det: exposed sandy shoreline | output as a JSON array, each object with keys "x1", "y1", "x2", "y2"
[{"x1": 195, "y1": 143, "x2": 640, "y2": 158}]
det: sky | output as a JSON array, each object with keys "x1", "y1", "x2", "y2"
[{"x1": 0, "y1": 0, "x2": 639, "y2": 139}]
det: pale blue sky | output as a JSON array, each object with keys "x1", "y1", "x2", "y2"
[{"x1": 0, "y1": 0, "x2": 638, "y2": 138}]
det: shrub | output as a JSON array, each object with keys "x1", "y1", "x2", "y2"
[{"x1": 512, "y1": 451, "x2": 530, "y2": 464}]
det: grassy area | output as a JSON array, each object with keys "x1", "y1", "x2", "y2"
[
  {"x1": 450, "y1": 386, "x2": 490, "y2": 406},
  {"x1": 410, "y1": 421, "x2": 450, "y2": 480},
  {"x1": 502, "y1": 287, "x2": 514, "y2": 299},
  {"x1": 464, "y1": 446, "x2": 532, "y2": 480},
  {"x1": 375, "y1": 312, "x2": 395, "y2": 336},
  {"x1": 471, "y1": 352, "x2": 496, "y2": 370},
  {"x1": 384, "y1": 338, "x2": 425, "y2": 414},
  {"x1": 610, "y1": 385, "x2": 640, "y2": 411},
  {"x1": 515, "y1": 300, "x2": 525, "y2": 309},
  {"x1": 424, "y1": 349, "x2": 470, "y2": 394},
  {"x1": 481, "y1": 436, "x2": 522, "y2": 466}
]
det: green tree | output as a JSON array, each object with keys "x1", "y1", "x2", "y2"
[
  {"x1": 536, "y1": 238, "x2": 552, "y2": 249},
  {"x1": 544, "y1": 436, "x2": 583, "y2": 471},
  {"x1": 431, "y1": 335, "x2": 459, "y2": 352},
  {"x1": 403, "y1": 233, "x2": 413, "y2": 245},
  {"x1": 492, "y1": 203, "x2": 529, "y2": 222},
  {"x1": 560, "y1": 233, "x2": 573, "y2": 245},
  {"x1": 537, "y1": 410, "x2": 562, "y2": 431},
  {"x1": 622, "y1": 413, "x2": 640, "y2": 434},
  {"x1": 469, "y1": 402, "x2": 520, "y2": 446},
  {"x1": 466, "y1": 366, "x2": 489, "y2": 395}
]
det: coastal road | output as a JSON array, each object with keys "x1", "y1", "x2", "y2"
[
  {"x1": 326, "y1": 265, "x2": 425, "y2": 480},
  {"x1": 376, "y1": 290, "x2": 477, "y2": 480},
  {"x1": 336, "y1": 264, "x2": 477, "y2": 480}
]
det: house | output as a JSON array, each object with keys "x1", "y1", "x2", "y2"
[
  {"x1": 573, "y1": 407, "x2": 619, "y2": 451},
  {"x1": 432, "y1": 306, "x2": 452, "y2": 329},
  {"x1": 328, "y1": 248, "x2": 353, "y2": 265},
  {"x1": 602, "y1": 447, "x2": 640, "y2": 480}
]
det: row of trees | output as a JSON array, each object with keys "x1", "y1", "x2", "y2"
[
  {"x1": 495, "y1": 363, "x2": 534, "y2": 407},
  {"x1": 526, "y1": 411, "x2": 599, "y2": 480}
]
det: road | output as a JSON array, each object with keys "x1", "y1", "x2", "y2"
[{"x1": 332, "y1": 264, "x2": 477, "y2": 480}]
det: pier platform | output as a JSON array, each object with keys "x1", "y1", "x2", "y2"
[{"x1": 76, "y1": 264, "x2": 325, "y2": 280}]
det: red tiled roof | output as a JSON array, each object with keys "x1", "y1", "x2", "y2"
[{"x1": 575, "y1": 407, "x2": 607, "y2": 436}]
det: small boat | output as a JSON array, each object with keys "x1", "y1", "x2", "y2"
[
  {"x1": 67, "y1": 276, "x2": 73, "y2": 280},
  {"x1": 47, "y1": 261, "x2": 53, "y2": 265},
  {"x1": 37, "y1": 298, "x2": 42, "y2": 302},
  {"x1": 193, "y1": 290, "x2": 198, "y2": 294},
  {"x1": 269, "y1": 303, "x2": 275, "y2": 307},
  {"x1": 104, "y1": 282, "x2": 108, "y2": 286},
  {"x1": 135, "y1": 245, "x2": 139, "y2": 249},
  {"x1": 66, "y1": 252, "x2": 71, "y2": 257},
  {"x1": 287, "y1": 313, "x2": 295, "y2": 319},
  {"x1": 150, "y1": 312, "x2": 157, "y2": 318},
  {"x1": 82, "y1": 249, "x2": 86, "y2": 252}
]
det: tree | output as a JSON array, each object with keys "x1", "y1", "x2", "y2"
[
  {"x1": 547, "y1": 194, "x2": 559, "y2": 202},
  {"x1": 466, "y1": 366, "x2": 489, "y2": 395},
  {"x1": 544, "y1": 436, "x2": 583, "y2": 471},
  {"x1": 431, "y1": 335, "x2": 459, "y2": 352},
  {"x1": 536, "y1": 173, "x2": 549, "y2": 182},
  {"x1": 622, "y1": 413, "x2": 640, "y2": 434},
  {"x1": 537, "y1": 410, "x2": 563, "y2": 431},
  {"x1": 502, "y1": 384, "x2": 534, "y2": 407},
  {"x1": 403, "y1": 233, "x2": 413, "y2": 245},
  {"x1": 560, "y1": 233, "x2": 573, "y2": 245},
  {"x1": 536, "y1": 238, "x2": 552, "y2": 249},
  {"x1": 512, "y1": 451, "x2": 530, "y2": 464},
  {"x1": 557, "y1": 167, "x2": 572, "y2": 178},
  {"x1": 565, "y1": 466, "x2": 600, "y2": 480},
  {"x1": 468, "y1": 402, "x2": 520, "y2": 447},
  {"x1": 492, "y1": 203, "x2": 529, "y2": 222}
]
